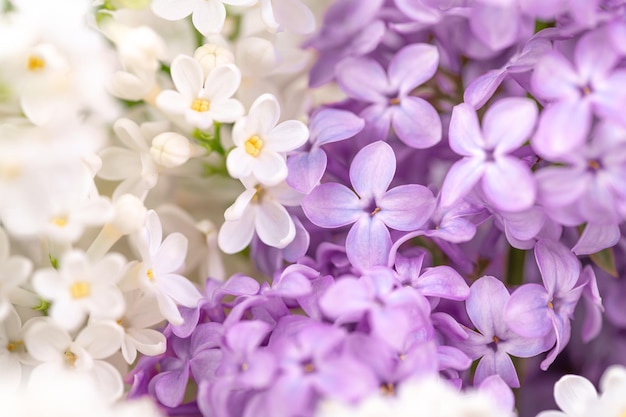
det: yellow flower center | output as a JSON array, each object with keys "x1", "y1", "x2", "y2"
[
  {"x1": 244, "y1": 135, "x2": 264, "y2": 157},
  {"x1": 389, "y1": 97, "x2": 401, "y2": 105},
  {"x1": 64, "y1": 350, "x2": 78, "y2": 368},
  {"x1": 51, "y1": 217, "x2": 68, "y2": 227},
  {"x1": 69, "y1": 281, "x2": 90, "y2": 299},
  {"x1": 6, "y1": 340, "x2": 23, "y2": 353},
  {"x1": 27, "y1": 55, "x2": 45, "y2": 72},
  {"x1": 190, "y1": 98, "x2": 210, "y2": 112},
  {"x1": 146, "y1": 268, "x2": 155, "y2": 281}
]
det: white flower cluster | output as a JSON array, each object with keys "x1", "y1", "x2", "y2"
[
  {"x1": 316, "y1": 376, "x2": 516, "y2": 417},
  {"x1": 0, "y1": 0, "x2": 320, "y2": 411},
  {"x1": 537, "y1": 365, "x2": 626, "y2": 417}
]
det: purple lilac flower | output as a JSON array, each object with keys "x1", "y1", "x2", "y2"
[
  {"x1": 467, "y1": 0, "x2": 534, "y2": 52},
  {"x1": 302, "y1": 141, "x2": 435, "y2": 270},
  {"x1": 335, "y1": 43, "x2": 442, "y2": 148},
  {"x1": 458, "y1": 276, "x2": 553, "y2": 387},
  {"x1": 531, "y1": 28, "x2": 626, "y2": 158},
  {"x1": 504, "y1": 239, "x2": 602, "y2": 370},
  {"x1": 439, "y1": 97, "x2": 538, "y2": 212}
]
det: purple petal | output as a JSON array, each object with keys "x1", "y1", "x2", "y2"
[
  {"x1": 532, "y1": 100, "x2": 592, "y2": 159},
  {"x1": 467, "y1": 276, "x2": 510, "y2": 338},
  {"x1": 536, "y1": 166, "x2": 589, "y2": 207},
  {"x1": 190, "y1": 349, "x2": 222, "y2": 383},
  {"x1": 377, "y1": 184, "x2": 435, "y2": 231},
  {"x1": 469, "y1": 4, "x2": 519, "y2": 52},
  {"x1": 416, "y1": 266, "x2": 470, "y2": 301},
  {"x1": 335, "y1": 57, "x2": 389, "y2": 103},
  {"x1": 531, "y1": 52, "x2": 581, "y2": 101},
  {"x1": 391, "y1": 97, "x2": 442, "y2": 149},
  {"x1": 439, "y1": 157, "x2": 486, "y2": 209},
  {"x1": 534, "y1": 239, "x2": 580, "y2": 295},
  {"x1": 238, "y1": 350, "x2": 277, "y2": 388},
  {"x1": 310, "y1": 108, "x2": 365, "y2": 146},
  {"x1": 483, "y1": 98, "x2": 537, "y2": 154},
  {"x1": 226, "y1": 320, "x2": 272, "y2": 353},
  {"x1": 479, "y1": 375, "x2": 515, "y2": 412},
  {"x1": 319, "y1": 277, "x2": 372, "y2": 320},
  {"x1": 301, "y1": 183, "x2": 362, "y2": 228},
  {"x1": 540, "y1": 314, "x2": 570, "y2": 370},
  {"x1": 482, "y1": 156, "x2": 536, "y2": 212},
  {"x1": 286, "y1": 149, "x2": 327, "y2": 194},
  {"x1": 388, "y1": 43, "x2": 439, "y2": 95},
  {"x1": 219, "y1": 274, "x2": 260, "y2": 296},
  {"x1": 475, "y1": 349, "x2": 519, "y2": 388},
  {"x1": 464, "y1": 69, "x2": 508, "y2": 109},
  {"x1": 346, "y1": 217, "x2": 392, "y2": 270},
  {"x1": 575, "y1": 29, "x2": 620, "y2": 83},
  {"x1": 359, "y1": 104, "x2": 392, "y2": 141},
  {"x1": 153, "y1": 364, "x2": 190, "y2": 408},
  {"x1": 572, "y1": 223, "x2": 620, "y2": 255},
  {"x1": 504, "y1": 283, "x2": 552, "y2": 338},
  {"x1": 448, "y1": 103, "x2": 485, "y2": 156},
  {"x1": 349, "y1": 141, "x2": 396, "y2": 198}
]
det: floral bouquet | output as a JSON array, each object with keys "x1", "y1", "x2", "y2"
[{"x1": 2, "y1": 0, "x2": 626, "y2": 416}]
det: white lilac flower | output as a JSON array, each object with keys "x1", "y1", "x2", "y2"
[
  {"x1": 259, "y1": 0, "x2": 316, "y2": 34},
  {"x1": 156, "y1": 55, "x2": 244, "y2": 130},
  {"x1": 537, "y1": 365, "x2": 626, "y2": 417},
  {"x1": 218, "y1": 178, "x2": 302, "y2": 253},
  {"x1": 24, "y1": 319, "x2": 124, "y2": 403},
  {"x1": 133, "y1": 210, "x2": 202, "y2": 325},
  {"x1": 32, "y1": 250, "x2": 126, "y2": 331},
  {"x1": 0, "y1": 368, "x2": 164, "y2": 417},
  {"x1": 151, "y1": 0, "x2": 257, "y2": 36},
  {"x1": 316, "y1": 376, "x2": 515, "y2": 417},
  {"x1": 226, "y1": 93, "x2": 309, "y2": 186},
  {"x1": 115, "y1": 290, "x2": 167, "y2": 364},
  {"x1": 0, "y1": 227, "x2": 32, "y2": 321},
  {"x1": 0, "y1": 308, "x2": 35, "y2": 392}
]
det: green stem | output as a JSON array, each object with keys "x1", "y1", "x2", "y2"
[{"x1": 506, "y1": 246, "x2": 526, "y2": 287}]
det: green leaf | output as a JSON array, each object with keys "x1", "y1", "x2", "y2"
[
  {"x1": 33, "y1": 299, "x2": 50, "y2": 315},
  {"x1": 49, "y1": 254, "x2": 59, "y2": 269},
  {"x1": 589, "y1": 247, "x2": 618, "y2": 277}
]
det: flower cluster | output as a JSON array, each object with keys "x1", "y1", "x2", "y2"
[{"x1": 3, "y1": 0, "x2": 626, "y2": 416}]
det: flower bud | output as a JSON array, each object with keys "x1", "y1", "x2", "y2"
[
  {"x1": 194, "y1": 44, "x2": 235, "y2": 76},
  {"x1": 236, "y1": 37, "x2": 276, "y2": 77},
  {"x1": 150, "y1": 132, "x2": 191, "y2": 168},
  {"x1": 111, "y1": 194, "x2": 147, "y2": 235}
]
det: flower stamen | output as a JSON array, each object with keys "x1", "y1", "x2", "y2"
[
  {"x1": 69, "y1": 281, "x2": 90, "y2": 299},
  {"x1": 191, "y1": 98, "x2": 210, "y2": 112},
  {"x1": 244, "y1": 135, "x2": 264, "y2": 157},
  {"x1": 27, "y1": 55, "x2": 45, "y2": 72}
]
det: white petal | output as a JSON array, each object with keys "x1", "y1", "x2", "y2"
[
  {"x1": 145, "y1": 210, "x2": 163, "y2": 258},
  {"x1": 0, "y1": 353, "x2": 21, "y2": 391},
  {"x1": 49, "y1": 298, "x2": 87, "y2": 331},
  {"x1": 155, "y1": 291, "x2": 184, "y2": 325},
  {"x1": 247, "y1": 93, "x2": 280, "y2": 136},
  {"x1": 0, "y1": 227, "x2": 9, "y2": 260},
  {"x1": 253, "y1": 150, "x2": 288, "y2": 186},
  {"x1": 218, "y1": 215, "x2": 256, "y2": 254},
  {"x1": 88, "y1": 286, "x2": 126, "y2": 320},
  {"x1": 151, "y1": 0, "x2": 195, "y2": 20},
  {"x1": 154, "y1": 232, "x2": 188, "y2": 273},
  {"x1": 192, "y1": 0, "x2": 226, "y2": 35},
  {"x1": 223, "y1": 189, "x2": 256, "y2": 221},
  {"x1": 209, "y1": 98, "x2": 244, "y2": 123},
  {"x1": 90, "y1": 361, "x2": 124, "y2": 402},
  {"x1": 266, "y1": 120, "x2": 309, "y2": 152},
  {"x1": 157, "y1": 273, "x2": 202, "y2": 307},
  {"x1": 24, "y1": 319, "x2": 71, "y2": 362},
  {"x1": 171, "y1": 55, "x2": 203, "y2": 99},
  {"x1": 93, "y1": 254, "x2": 126, "y2": 285},
  {"x1": 32, "y1": 269, "x2": 63, "y2": 300},
  {"x1": 113, "y1": 118, "x2": 148, "y2": 151},
  {"x1": 127, "y1": 328, "x2": 167, "y2": 356},
  {"x1": 76, "y1": 322, "x2": 124, "y2": 359},
  {"x1": 554, "y1": 375, "x2": 597, "y2": 416},
  {"x1": 121, "y1": 334, "x2": 138, "y2": 364},
  {"x1": 156, "y1": 90, "x2": 188, "y2": 115},
  {"x1": 203, "y1": 64, "x2": 241, "y2": 103},
  {"x1": 2, "y1": 256, "x2": 32, "y2": 288},
  {"x1": 272, "y1": 0, "x2": 315, "y2": 34},
  {"x1": 255, "y1": 199, "x2": 295, "y2": 248},
  {"x1": 98, "y1": 148, "x2": 141, "y2": 181},
  {"x1": 226, "y1": 147, "x2": 255, "y2": 179}
]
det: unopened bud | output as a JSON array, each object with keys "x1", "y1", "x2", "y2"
[
  {"x1": 150, "y1": 132, "x2": 191, "y2": 168},
  {"x1": 194, "y1": 44, "x2": 234, "y2": 75}
]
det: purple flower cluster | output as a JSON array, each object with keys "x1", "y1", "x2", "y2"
[{"x1": 130, "y1": 1, "x2": 626, "y2": 416}]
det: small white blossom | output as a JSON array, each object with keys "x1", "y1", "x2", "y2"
[
  {"x1": 150, "y1": 132, "x2": 192, "y2": 168},
  {"x1": 133, "y1": 210, "x2": 202, "y2": 325},
  {"x1": 151, "y1": 0, "x2": 257, "y2": 36},
  {"x1": 0, "y1": 308, "x2": 35, "y2": 392},
  {"x1": 218, "y1": 178, "x2": 302, "y2": 253},
  {"x1": 259, "y1": 0, "x2": 316, "y2": 34},
  {"x1": 0, "y1": 228, "x2": 32, "y2": 321},
  {"x1": 24, "y1": 319, "x2": 124, "y2": 403},
  {"x1": 156, "y1": 55, "x2": 244, "y2": 130},
  {"x1": 32, "y1": 250, "x2": 126, "y2": 331},
  {"x1": 226, "y1": 93, "x2": 309, "y2": 185}
]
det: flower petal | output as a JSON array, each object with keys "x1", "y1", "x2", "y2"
[
  {"x1": 266, "y1": 120, "x2": 309, "y2": 152},
  {"x1": 482, "y1": 157, "x2": 536, "y2": 212},
  {"x1": 504, "y1": 283, "x2": 552, "y2": 338},
  {"x1": 157, "y1": 273, "x2": 202, "y2": 307},
  {"x1": 151, "y1": 0, "x2": 195, "y2": 20},
  {"x1": 346, "y1": 217, "x2": 392, "y2": 270},
  {"x1": 203, "y1": 64, "x2": 241, "y2": 103},
  {"x1": 377, "y1": 184, "x2": 435, "y2": 231},
  {"x1": 484, "y1": 98, "x2": 537, "y2": 154},
  {"x1": 302, "y1": 183, "x2": 362, "y2": 228},
  {"x1": 448, "y1": 103, "x2": 485, "y2": 156},
  {"x1": 218, "y1": 213, "x2": 256, "y2": 254},
  {"x1": 350, "y1": 141, "x2": 396, "y2": 198},
  {"x1": 154, "y1": 232, "x2": 188, "y2": 273},
  {"x1": 439, "y1": 157, "x2": 486, "y2": 208},
  {"x1": 255, "y1": 199, "x2": 295, "y2": 248},
  {"x1": 391, "y1": 97, "x2": 442, "y2": 149},
  {"x1": 192, "y1": 0, "x2": 226, "y2": 35},
  {"x1": 336, "y1": 57, "x2": 389, "y2": 103},
  {"x1": 170, "y1": 55, "x2": 203, "y2": 99},
  {"x1": 388, "y1": 43, "x2": 439, "y2": 95},
  {"x1": 553, "y1": 375, "x2": 598, "y2": 416}
]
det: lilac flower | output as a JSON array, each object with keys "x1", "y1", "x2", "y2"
[
  {"x1": 319, "y1": 267, "x2": 432, "y2": 351},
  {"x1": 287, "y1": 108, "x2": 364, "y2": 195},
  {"x1": 531, "y1": 28, "x2": 626, "y2": 158},
  {"x1": 302, "y1": 141, "x2": 435, "y2": 270},
  {"x1": 535, "y1": 121, "x2": 626, "y2": 227},
  {"x1": 459, "y1": 276, "x2": 553, "y2": 387},
  {"x1": 504, "y1": 239, "x2": 602, "y2": 370},
  {"x1": 467, "y1": 1, "x2": 534, "y2": 52},
  {"x1": 439, "y1": 98, "x2": 538, "y2": 212},
  {"x1": 335, "y1": 43, "x2": 442, "y2": 148}
]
